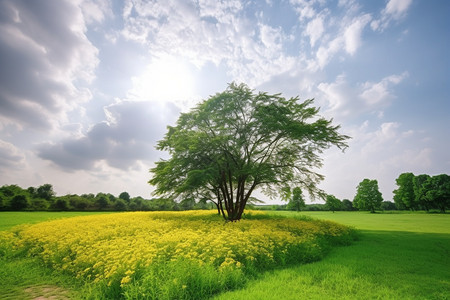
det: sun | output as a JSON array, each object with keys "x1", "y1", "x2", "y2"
[{"x1": 130, "y1": 56, "x2": 195, "y2": 106}]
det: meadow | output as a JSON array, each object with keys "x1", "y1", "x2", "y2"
[
  {"x1": 0, "y1": 211, "x2": 448, "y2": 299},
  {"x1": 0, "y1": 210, "x2": 355, "y2": 299},
  {"x1": 215, "y1": 211, "x2": 450, "y2": 299}
]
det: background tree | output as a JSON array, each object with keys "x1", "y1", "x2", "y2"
[
  {"x1": 381, "y1": 201, "x2": 397, "y2": 211},
  {"x1": 150, "y1": 83, "x2": 349, "y2": 221},
  {"x1": 286, "y1": 187, "x2": 306, "y2": 211},
  {"x1": 353, "y1": 179, "x2": 383, "y2": 213},
  {"x1": 413, "y1": 174, "x2": 431, "y2": 211},
  {"x1": 423, "y1": 174, "x2": 450, "y2": 213},
  {"x1": 393, "y1": 173, "x2": 416, "y2": 210},
  {"x1": 95, "y1": 195, "x2": 109, "y2": 210},
  {"x1": 37, "y1": 184, "x2": 55, "y2": 201},
  {"x1": 114, "y1": 199, "x2": 127, "y2": 211},
  {"x1": 11, "y1": 194, "x2": 29, "y2": 210},
  {"x1": 341, "y1": 199, "x2": 354, "y2": 211},
  {"x1": 325, "y1": 194, "x2": 341, "y2": 213},
  {"x1": 119, "y1": 192, "x2": 131, "y2": 204},
  {"x1": 54, "y1": 198, "x2": 69, "y2": 211},
  {"x1": 31, "y1": 198, "x2": 49, "y2": 210}
]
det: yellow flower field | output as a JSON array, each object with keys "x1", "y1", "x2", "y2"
[{"x1": 0, "y1": 210, "x2": 356, "y2": 299}]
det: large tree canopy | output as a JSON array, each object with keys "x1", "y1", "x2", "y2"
[
  {"x1": 149, "y1": 83, "x2": 349, "y2": 221},
  {"x1": 353, "y1": 178, "x2": 383, "y2": 213},
  {"x1": 393, "y1": 172, "x2": 416, "y2": 210}
]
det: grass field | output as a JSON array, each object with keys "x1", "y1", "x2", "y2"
[
  {"x1": 214, "y1": 211, "x2": 450, "y2": 299},
  {"x1": 0, "y1": 211, "x2": 448, "y2": 299},
  {"x1": 0, "y1": 211, "x2": 112, "y2": 231}
]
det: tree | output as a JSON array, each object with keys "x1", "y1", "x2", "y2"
[
  {"x1": 54, "y1": 198, "x2": 69, "y2": 211},
  {"x1": 114, "y1": 199, "x2": 127, "y2": 211},
  {"x1": 325, "y1": 194, "x2": 341, "y2": 212},
  {"x1": 286, "y1": 187, "x2": 306, "y2": 211},
  {"x1": 37, "y1": 184, "x2": 55, "y2": 201},
  {"x1": 413, "y1": 174, "x2": 431, "y2": 211},
  {"x1": 150, "y1": 83, "x2": 349, "y2": 221},
  {"x1": 423, "y1": 174, "x2": 450, "y2": 213},
  {"x1": 380, "y1": 201, "x2": 397, "y2": 211},
  {"x1": 119, "y1": 192, "x2": 131, "y2": 204},
  {"x1": 341, "y1": 199, "x2": 354, "y2": 211},
  {"x1": 353, "y1": 179, "x2": 383, "y2": 213},
  {"x1": 393, "y1": 173, "x2": 417, "y2": 210},
  {"x1": 11, "y1": 194, "x2": 29, "y2": 210},
  {"x1": 0, "y1": 194, "x2": 5, "y2": 210},
  {"x1": 95, "y1": 195, "x2": 109, "y2": 210}
]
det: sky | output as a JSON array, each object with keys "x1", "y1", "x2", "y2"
[{"x1": 0, "y1": 0, "x2": 449, "y2": 204}]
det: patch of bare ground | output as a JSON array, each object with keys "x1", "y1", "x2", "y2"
[{"x1": 24, "y1": 285, "x2": 71, "y2": 300}]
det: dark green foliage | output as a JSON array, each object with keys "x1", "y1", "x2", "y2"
[
  {"x1": 54, "y1": 198, "x2": 69, "y2": 211},
  {"x1": 423, "y1": 174, "x2": 450, "y2": 213},
  {"x1": 114, "y1": 199, "x2": 127, "y2": 211},
  {"x1": 380, "y1": 201, "x2": 397, "y2": 211},
  {"x1": 286, "y1": 187, "x2": 306, "y2": 211},
  {"x1": 119, "y1": 192, "x2": 131, "y2": 203},
  {"x1": 413, "y1": 174, "x2": 431, "y2": 211},
  {"x1": 392, "y1": 173, "x2": 449, "y2": 212},
  {"x1": 353, "y1": 179, "x2": 383, "y2": 213},
  {"x1": 393, "y1": 173, "x2": 417, "y2": 210},
  {"x1": 30, "y1": 198, "x2": 50, "y2": 210},
  {"x1": 10, "y1": 194, "x2": 29, "y2": 210},
  {"x1": 341, "y1": 199, "x2": 355, "y2": 211},
  {"x1": 325, "y1": 194, "x2": 341, "y2": 213},
  {"x1": 95, "y1": 195, "x2": 109, "y2": 210},
  {"x1": 66, "y1": 195, "x2": 89, "y2": 210},
  {"x1": 37, "y1": 184, "x2": 55, "y2": 201},
  {"x1": 150, "y1": 83, "x2": 349, "y2": 221}
]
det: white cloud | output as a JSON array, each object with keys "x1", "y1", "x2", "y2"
[
  {"x1": 371, "y1": 0, "x2": 413, "y2": 31},
  {"x1": 385, "y1": 0, "x2": 413, "y2": 19},
  {"x1": 79, "y1": 0, "x2": 112, "y2": 24},
  {"x1": 318, "y1": 72, "x2": 408, "y2": 120},
  {"x1": 360, "y1": 72, "x2": 408, "y2": 105},
  {"x1": 305, "y1": 15, "x2": 325, "y2": 47},
  {"x1": 344, "y1": 14, "x2": 371, "y2": 55},
  {"x1": 315, "y1": 37, "x2": 343, "y2": 70}
]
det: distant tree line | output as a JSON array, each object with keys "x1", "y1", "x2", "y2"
[
  {"x1": 0, "y1": 184, "x2": 215, "y2": 212},
  {"x1": 268, "y1": 173, "x2": 449, "y2": 213},
  {"x1": 2, "y1": 172, "x2": 448, "y2": 213}
]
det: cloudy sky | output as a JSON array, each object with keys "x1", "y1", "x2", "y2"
[{"x1": 0, "y1": 0, "x2": 449, "y2": 203}]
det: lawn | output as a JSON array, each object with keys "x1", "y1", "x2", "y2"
[{"x1": 213, "y1": 211, "x2": 450, "y2": 300}]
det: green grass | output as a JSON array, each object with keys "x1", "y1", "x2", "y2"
[
  {"x1": 213, "y1": 211, "x2": 450, "y2": 300},
  {"x1": 1, "y1": 211, "x2": 449, "y2": 299},
  {"x1": 0, "y1": 211, "x2": 113, "y2": 231}
]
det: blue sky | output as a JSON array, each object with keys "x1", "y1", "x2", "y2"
[{"x1": 0, "y1": 0, "x2": 449, "y2": 203}]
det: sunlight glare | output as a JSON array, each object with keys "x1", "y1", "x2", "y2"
[{"x1": 130, "y1": 56, "x2": 195, "y2": 106}]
